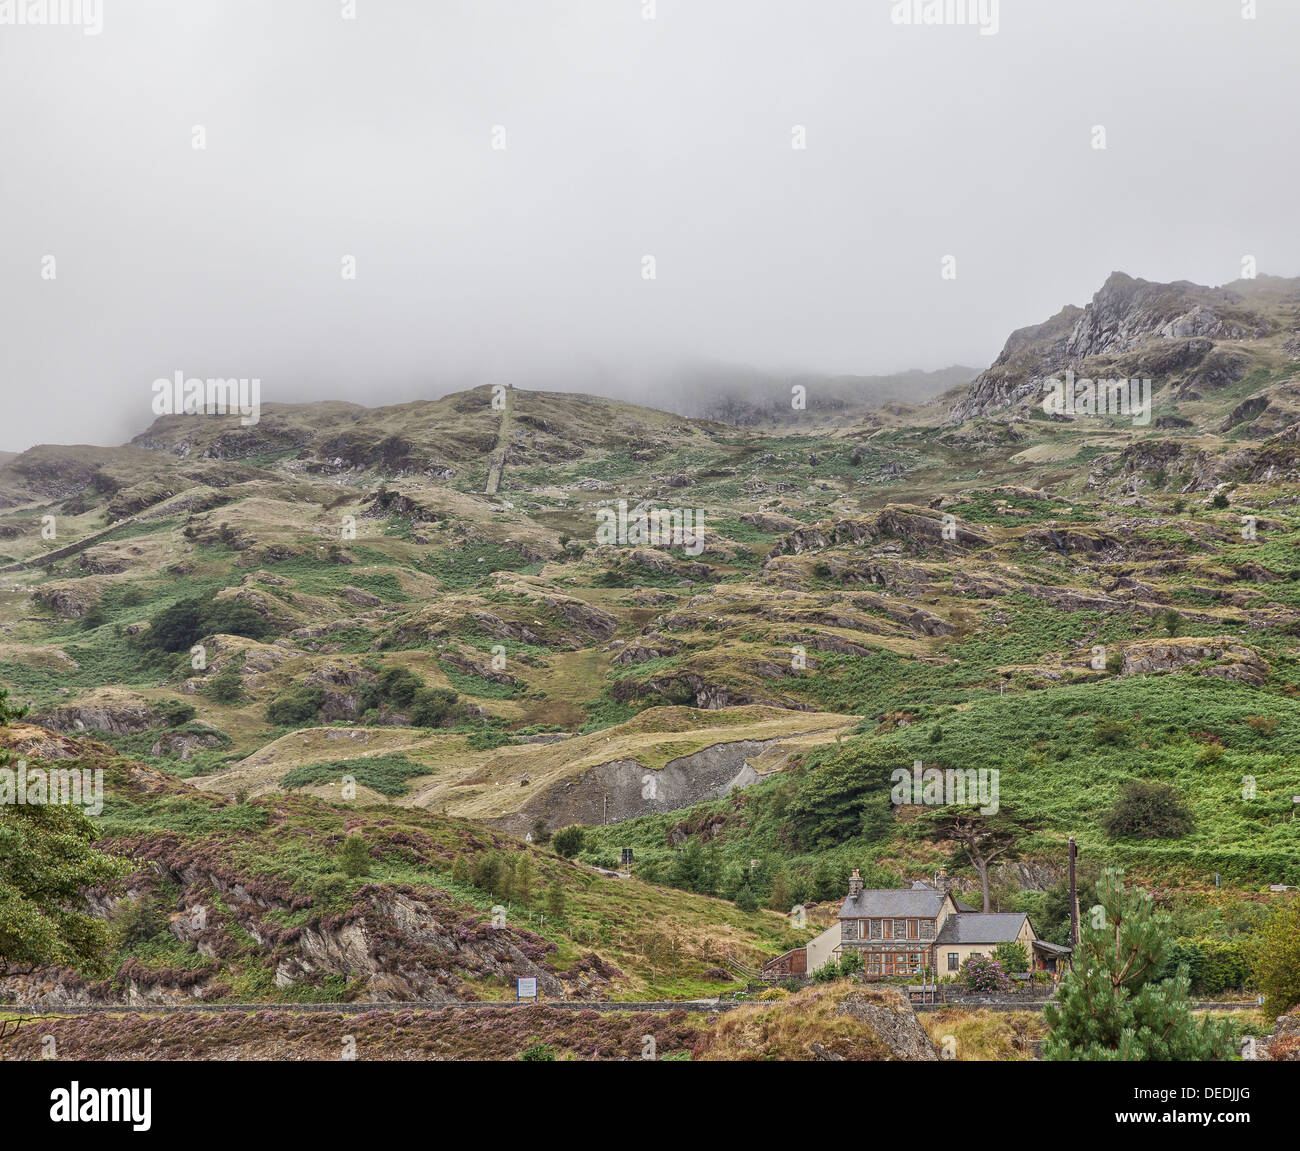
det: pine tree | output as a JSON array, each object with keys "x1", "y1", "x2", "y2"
[
  {"x1": 514, "y1": 854, "x2": 534, "y2": 908},
  {"x1": 544, "y1": 883, "x2": 566, "y2": 920},
  {"x1": 1043, "y1": 869, "x2": 1235, "y2": 1061},
  {"x1": 339, "y1": 832, "x2": 371, "y2": 878}
]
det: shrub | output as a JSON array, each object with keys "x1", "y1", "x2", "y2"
[
  {"x1": 310, "y1": 873, "x2": 352, "y2": 908},
  {"x1": 992, "y1": 941, "x2": 1030, "y2": 974},
  {"x1": 734, "y1": 884, "x2": 759, "y2": 912},
  {"x1": 339, "y1": 833, "x2": 371, "y2": 878},
  {"x1": 551, "y1": 825, "x2": 585, "y2": 858},
  {"x1": 265, "y1": 685, "x2": 325, "y2": 726},
  {"x1": 961, "y1": 954, "x2": 1012, "y2": 994},
  {"x1": 837, "y1": 949, "x2": 864, "y2": 977},
  {"x1": 206, "y1": 664, "x2": 245, "y2": 704},
  {"x1": 519, "y1": 1043, "x2": 556, "y2": 1061},
  {"x1": 143, "y1": 595, "x2": 271, "y2": 653},
  {"x1": 1211, "y1": 492, "x2": 1229, "y2": 509},
  {"x1": 81, "y1": 604, "x2": 108, "y2": 630},
  {"x1": 1252, "y1": 897, "x2": 1300, "y2": 1017},
  {"x1": 376, "y1": 666, "x2": 423, "y2": 708},
  {"x1": 407, "y1": 686, "x2": 458, "y2": 727},
  {"x1": 154, "y1": 699, "x2": 197, "y2": 728},
  {"x1": 1101, "y1": 780, "x2": 1194, "y2": 841}
]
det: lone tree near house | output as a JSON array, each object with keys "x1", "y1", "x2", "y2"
[
  {"x1": 917, "y1": 807, "x2": 1020, "y2": 913},
  {"x1": 1043, "y1": 869, "x2": 1235, "y2": 1061}
]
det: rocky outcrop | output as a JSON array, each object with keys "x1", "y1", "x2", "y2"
[
  {"x1": 949, "y1": 272, "x2": 1283, "y2": 423},
  {"x1": 1117, "y1": 637, "x2": 1269, "y2": 686},
  {"x1": 833, "y1": 989, "x2": 938, "y2": 1061},
  {"x1": 498, "y1": 739, "x2": 774, "y2": 835},
  {"x1": 37, "y1": 702, "x2": 160, "y2": 735}
]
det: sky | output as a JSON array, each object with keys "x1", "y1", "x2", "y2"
[{"x1": 1, "y1": 0, "x2": 1298, "y2": 451}]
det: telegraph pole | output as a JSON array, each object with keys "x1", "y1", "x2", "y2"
[{"x1": 1068, "y1": 836, "x2": 1079, "y2": 968}]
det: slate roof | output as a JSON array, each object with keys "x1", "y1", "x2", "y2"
[
  {"x1": 838, "y1": 888, "x2": 949, "y2": 919},
  {"x1": 934, "y1": 912, "x2": 1028, "y2": 945}
]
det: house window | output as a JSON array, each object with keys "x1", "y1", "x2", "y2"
[
  {"x1": 907, "y1": 920, "x2": 918, "y2": 939},
  {"x1": 867, "y1": 953, "x2": 881, "y2": 975},
  {"x1": 947, "y1": 952, "x2": 959, "y2": 972}
]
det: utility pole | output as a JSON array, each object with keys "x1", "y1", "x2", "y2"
[{"x1": 1068, "y1": 836, "x2": 1079, "y2": 968}]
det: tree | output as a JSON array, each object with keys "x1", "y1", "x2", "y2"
[
  {"x1": 0, "y1": 803, "x2": 130, "y2": 996},
  {"x1": 992, "y1": 941, "x2": 1029, "y2": 974},
  {"x1": 551, "y1": 825, "x2": 584, "y2": 858},
  {"x1": 407, "y1": 686, "x2": 458, "y2": 727},
  {"x1": 544, "y1": 883, "x2": 566, "y2": 920},
  {"x1": 514, "y1": 854, "x2": 534, "y2": 908},
  {"x1": 917, "y1": 808, "x2": 1020, "y2": 912},
  {"x1": 734, "y1": 884, "x2": 759, "y2": 912},
  {"x1": 1043, "y1": 869, "x2": 1235, "y2": 1061},
  {"x1": 1252, "y1": 895, "x2": 1300, "y2": 1018},
  {"x1": 339, "y1": 833, "x2": 371, "y2": 878},
  {"x1": 667, "y1": 839, "x2": 718, "y2": 896},
  {"x1": 1101, "y1": 780, "x2": 1193, "y2": 841}
]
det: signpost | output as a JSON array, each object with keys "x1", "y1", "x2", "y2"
[{"x1": 517, "y1": 977, "x2": 538, "y2": 1003}]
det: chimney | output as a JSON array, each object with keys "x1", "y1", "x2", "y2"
[{"x1": 848, "y1": 868, "x2": 863, "y2": 898}]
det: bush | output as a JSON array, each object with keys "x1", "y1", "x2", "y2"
[
  {"x1": 466, "y1": 729, "x2": 514, "y2": 751},
  {"x1": 961, "y1": 953, "x2": 1012, "y2": 994},
  {"x1": 1101, "y1": 780, "x2": 1194, "y2": 841},
  {"x1": 551, "y1": 825, "x2": 585, "y2": 858},
  {"x1": 1253, "y1": 897, "x2": 1300, "y2": 1017},
  {"x1": 519, "y1": 1043, "x2": 556, "y2": 1061},
  {"x1": 1211, "y1": 492, "x2": 1229, "y2": 509},
  {"x1": 992, "y1": 941, "x2": 1029, "y2": 974},
  {"x1": 837, "y1": 949, "x2": 864, "y2": 977},
  {"x1": 154, "y1": 699, "x2": 197, "y2": 728},
  {"x1": 734, "y1": 884, "x2": 759, "y2": 912},
  {"x1": 376, "y1": 666, "x2": 423, "y2": 708},
  {"x1": 339, "y1": 833, "x2": 371, "y2": 878},
  {"x1": 143, "y1": 595, "x2": 271, "y2": 653},
  {"x1": 206, "y1": 664, "x2": 245, "y2": 704},
  {"x1": 266, "y1": 685, "x2": 325, "y2": 726},
  {"x1": 310, "y1": 873, "x2": 352, "y2": 908},
  {"x1": 407, "y1": 686, "x2": 458, "y2": 727}
]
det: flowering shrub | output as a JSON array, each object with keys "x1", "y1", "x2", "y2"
[{"x1": 960, "y1": 953, "x2": 1011, "y2": 994}]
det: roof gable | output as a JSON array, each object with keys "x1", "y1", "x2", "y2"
[{"x1": 838, "y1": 887, "x2": 947, "y2": 919}]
